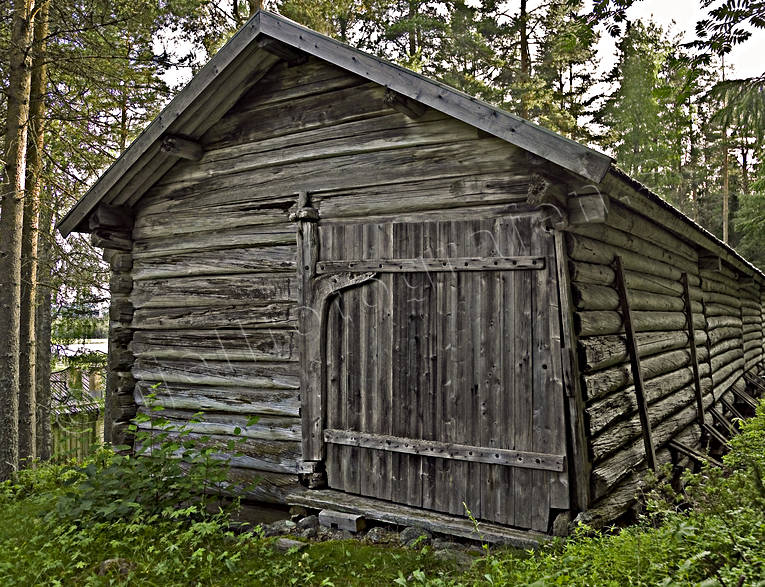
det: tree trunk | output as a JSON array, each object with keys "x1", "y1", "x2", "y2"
[
  {"x1": 408, "y1": 0, "x2": 417, "y2": 57},
  {"x1": 519, "y1": 0, "x2": 530, "y2": 118},
  {"x1": 35, "y1": 212, "x2": 53, "y2": 461},
  {"x1": 721, "y1": 59, "x2": 729, "y2": 243},
  {"x1": 0, "y1": 0, "x2": 35, "y2": 481},
  {"x1": 19, "y1": 0, "x2": 49, "y2": 467}
]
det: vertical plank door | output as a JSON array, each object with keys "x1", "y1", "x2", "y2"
[{"x1": 317, "y1": 214, "x2": 568, "y2": 531}]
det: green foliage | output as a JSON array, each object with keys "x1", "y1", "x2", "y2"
[
  {"x1": 2, "y1": 401, "x2": 765, "y2": 584},
  {"x1": 53, "y1": 396, "x2": 257, "y2": 525},
  {"x1": 734, "y1": 165, "x2": 765, "y2": 270}
]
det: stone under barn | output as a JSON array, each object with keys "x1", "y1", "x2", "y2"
[{"x1": 59, "y1": 11, "x2": 765, "y2": 544}]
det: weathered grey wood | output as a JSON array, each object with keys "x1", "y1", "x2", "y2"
[
  {"x1": 132, "y1": 246, "x2": 296, "y2": 280},
  {"x1": 567, "y1": 233, "x2": 691, "y2": 282},
  {"x1": 323, "y1": 429, "x2": 565, "y2": 471},
  {"x1": 227, "y1": 57, "x2": 361, "y2": 113},
  {"x1": 144, "y1": 430, "x2": 302, "y2": 473},
  {"x1": 315, "y1": 174, "x2": 530, "y2": 219},
  {"x1": 533, "y1": 217, "x2": 567, "y2": 529},
  {"x1": 578, "y1": 330, "x2": 708, "y2": 373},
  {"x1": 318, "y1": 509, "x2": 366, "y2": 532},
  {"x1": 681, "y1": 273, "x2": 706, "y2": 430},
  {"x1": 513, "y1": 218, "x2": 533, "y2": 529},
  {"x1": 255, "y1": 36, "x2": 307, "y2": 66},
  {"x1": 701, "y1": 290, "x2": 742, "y2": 309},
  {"x1": 590, "y1": 383, "x2": 702, "y2": 462},
  {"x1": 130, "y1": 274, "x2": 296, "y2": 308},
  {"x1": 316, "y1": 256, "x2": 545, "y2": 273},
  {"x1": 383, "y1": 88, "x2": 427, "y2": 119},
  {"x1": 612, "y1": 255, "x2": 656, "y2": 472},
  {"x1": 132, "y1": 358, "x2": 299, "y2": 389},
  {"x1": 160, "y1": 135, "x2": 203, "y2": 160},
  {"x1": 570, "y1": 261, "x2": 687, "y2": 297},
  {"x1": 192, "y1": 109, "x2": 479, "y2": 187},
  {"x1": 229, "y1": 468, "x2": 304, "y2": 504},
  {"x1": 591, "y1": 392, "x2": 714, "y2": 497},
  {"x1": 568, "y1": 193, "x2": 609, "y2": 225},
  {"x1": 132, "y1": 226, "x2": 295, "y2": 259},
  {"x1": 602, "y1": 200, "x2": 699, "y2": 263},
  {"x1": 583, "y1": 347, "x2": 704, "y2": 401},
  {"x1": 344, "y1": 223, "x2": 363, "y2": 497},
  {"x1": 287, "y1": 489, "x2": 547, "y2": 547},
  {"x1": 133, "y1": 381, "x2": 299, "y2": 417},
  {"x1": 133, "y1": 200, "x2": 294, "y2": 240},
  {"x1": 600, "y1": 170, "x2": 762, "y2": 280},
  {"x1": 92, "y1": 229, "x2": 132, "y2": 252},
  {"x1": 554, "y1": 230, "x2": 591, "y2": 512},
  {"x1": 297, "y1": 211, "x2": 377, "y2": 463},
  {"x1": 576, "y1": 421, "x2": 704, "y2": 529},
  {"x1": 667, "y1": 439, "x2": 723, "y2": 468},
  {"x1": 130, "y1": 328, "x2": 297, "y2": 362},
  {"x1": 131, "y1": 302, "x2": 297, "y2": 331},
  {"x1": 571, "y1": 282, "x2": 700, "y2": 313},
  {"x1": 586, "y1": 364, "x2": 711, "y2": 436},
  {"x1": 89, "y1": 204, "x2": 134, "y2": 231},
  {"x1": 570, "y1": 224, "x2": 698, "y2": 274},
  {"x1": 575, "y1": 310, "x2": 705, "y2": 337},
  {"x1": 135, "y1": 407, "x2": 301, "y2": 441},
  {"x1": 140, "y1": 141, "x2": 528, "y2": 227}
]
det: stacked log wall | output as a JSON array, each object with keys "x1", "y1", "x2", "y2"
[
  {"x1": 126, "y1": 57, "x2": 536, "y2": 503},
  {"x1": 699, "y1": 267, "x2": 745, "y2": 398},
  {"x1": 566, "y1": 200, "x2": 713, "y2": 518},
  {"x1": 569, "y1": 195, "x2": 765, "y2": 525},
  {"x1": 105, "y1": 250, "x2": 138, "y2": 446}
]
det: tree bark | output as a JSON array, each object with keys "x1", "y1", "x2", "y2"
[
  {"x1": 19, "y1": 0, "x2": 49, "y2": 466},
  {"x1": 35, "y1": 210, "x2": 53, "y2": 461},
  {"x1": 519, "y1": 0, "x2": 530, "y2": 119},
  {"x1": 0, "y1": 0, "x2": 35, "y2": 480}
]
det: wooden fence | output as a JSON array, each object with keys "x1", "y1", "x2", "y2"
[{"x1": 51, "y1": 368, "x2": 105, "y2": 461}]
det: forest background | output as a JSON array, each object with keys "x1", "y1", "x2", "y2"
[{"x1": 0, "y1": 0, "x2": 763, "y2": 477}]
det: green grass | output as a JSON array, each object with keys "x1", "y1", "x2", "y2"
[
  {"x1": 0, "y1": 471, "x2": 462, "y2": 586},
  {"x1": 2, "y1": 403, "x2": 765, "y2": 586}
]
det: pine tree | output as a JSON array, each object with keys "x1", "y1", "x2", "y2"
[{"x1": 0, "y1": 0, "x2": 35, "y2": 481}]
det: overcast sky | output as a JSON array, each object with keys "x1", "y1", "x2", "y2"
[{"x1": 593, "y1": 0, "x2": 764, "y2": 79}]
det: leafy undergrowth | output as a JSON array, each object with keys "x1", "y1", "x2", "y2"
[{"x1": 2, "y1": 403, "x2": 764, "y2": 585}]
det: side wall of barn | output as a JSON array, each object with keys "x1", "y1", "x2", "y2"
[
  {"x1": 566, "y1": 179, "x2": 765, "y2": 527},
  {"x1": 124, "y1": 56, "x2": 542, "y2": 504}
]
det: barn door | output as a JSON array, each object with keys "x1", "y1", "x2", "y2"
[{"x1": 314, "y1": 214, "x2": 568, "y2": 531}]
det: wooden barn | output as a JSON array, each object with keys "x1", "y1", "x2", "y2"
[{"x1": 59, "y1": 11, "x2": 765, "y2": 544}]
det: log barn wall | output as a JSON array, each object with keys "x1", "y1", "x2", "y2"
[
  {"x1": 127, "y1": 57, "x2": 540, "y2": 504},
  {"x1": 567, "y1": 181, "x2": 765, "y2": 527}
]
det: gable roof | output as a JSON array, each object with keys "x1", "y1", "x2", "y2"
[{"x1": 57, "y1": 10, "x2": 613, "y2": 237}]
